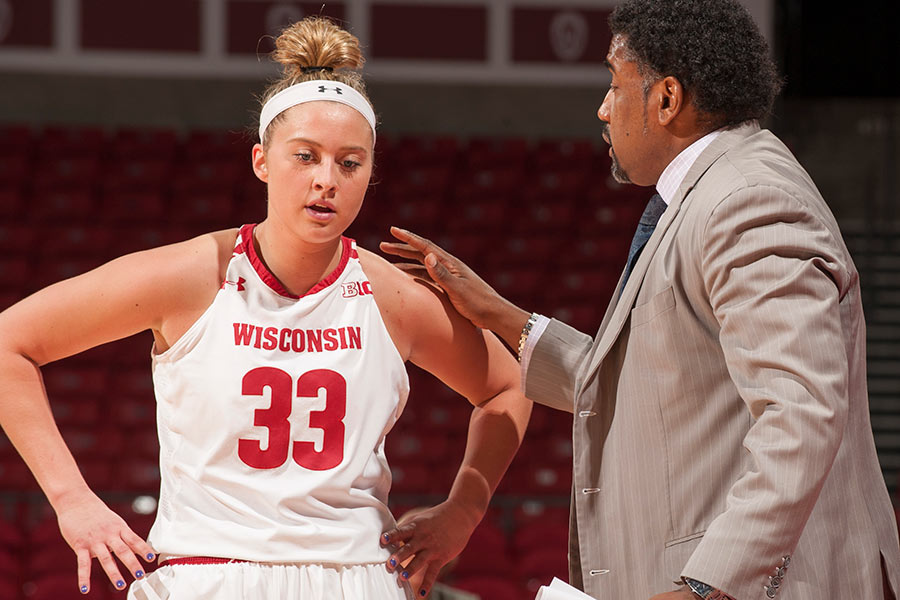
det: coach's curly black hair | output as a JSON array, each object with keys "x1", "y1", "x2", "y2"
[{"x1": 609, "y1": 0, "x2": 783, "y2": 130}]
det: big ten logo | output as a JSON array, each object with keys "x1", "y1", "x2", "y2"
[
  {"x1": 549, "y1": 11, "x2": 589, "y2": 62},
  {"x1": 0, "y1": 0, "x2": 12, "y2": 44},
  {"x1": 265, "y1": 3, "x2": 305, "y2": 38},
  {"x1": 341, "y1": 281, "x2": 373, "y2": 298}
]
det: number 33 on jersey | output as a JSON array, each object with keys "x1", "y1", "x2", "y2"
[{"x1": 238, "y1": 367, "x2": 347, "y2": 471}]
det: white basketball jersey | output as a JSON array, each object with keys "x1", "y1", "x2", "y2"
[{"x1": 148, "y1": 224, "x2": 409, "y2": 564}]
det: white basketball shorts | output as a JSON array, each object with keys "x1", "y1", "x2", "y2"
[{"x1": 127, "y1": 561, "x2": 413, "y2": 600}]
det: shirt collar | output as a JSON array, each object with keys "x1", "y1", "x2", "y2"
[{"x1": 655, "y1": 130, "x2": 721, "y2": 205}]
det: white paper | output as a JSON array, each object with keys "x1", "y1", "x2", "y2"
[{"x1": 534, "y1": 577, "x2": 597, "y2": 600}]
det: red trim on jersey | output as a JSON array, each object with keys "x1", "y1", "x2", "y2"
[
  {"x1": 159, "y1": 557, "x2": 250, "y2": 568},
  {"x1": 236, "y1": 223, "x2": 356, "y2": 299}
]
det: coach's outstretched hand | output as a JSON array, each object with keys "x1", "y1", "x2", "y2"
[
  {"x1": 380, "y1": 227, "x2": 531, "y2": 350},
  {"x1": 55, "y1": 488, "x2": 156, "y2": 594},
  {"x1": 380, "y1": 500, "x2": 476, "y2": 598}
]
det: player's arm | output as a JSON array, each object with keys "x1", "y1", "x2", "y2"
[
  {"x1": 362, "y1": 250, "x2": 531, "y2": 596},
  {"x1": 0, "y1": 231, "x2": 231, "y2": 594}
]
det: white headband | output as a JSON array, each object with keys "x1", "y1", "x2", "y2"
[{"x1": 258, "y1": 80, "x2": 377, "y2": 144}]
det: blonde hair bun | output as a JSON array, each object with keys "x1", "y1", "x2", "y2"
[{"x1": 273, "y1": 17, "x2": 364, "y2": 77}]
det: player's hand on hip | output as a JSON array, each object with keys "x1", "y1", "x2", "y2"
[
  {"x1": 54, "y1": 488, "x2": 156, "y2": 594},
  {"x1": 381, "y1": 500, "x2": 476, "y2": 598},
  {"x1": 380, "y1": 227, "x2": 504, "y2": 331}
]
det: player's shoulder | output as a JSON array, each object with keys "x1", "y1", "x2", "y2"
[
  {"x1": 131, "y1": 228, "x2": 237, "y2": 279},
  {"x1": 355, "y1": 244, "x2": 442, "y2": 306}
]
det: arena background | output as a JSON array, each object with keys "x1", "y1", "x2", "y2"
[{"x1": 0, "y1": 1, "x2": 897, "y2": 598}]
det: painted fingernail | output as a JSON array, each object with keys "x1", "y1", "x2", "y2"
[
  {"x1": 382, "y1": 533, "x2": 390, "y2": 542},
  {"x1": 389, "y1": 558, "x2": 397, "y2": 567},
  {"x1": 401, "y1": 571, "x2": 409, "y2": 580},
  {"x1": 136, "y1": 570, "x2": 144, "y2": 578},
  {"x1": 80, "y1": 585, "x2": 89, "y2": 594},
  {"x1": 116, "y1": 580, "x2": 125, "y2": 588},
  {"x1": 420, "y1": 589, "x2": 427, "y2": 597},
  {"x1": 147, "y1": 553, "x2": 155, "y2": 561}
]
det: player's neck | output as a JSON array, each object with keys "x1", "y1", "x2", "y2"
[{"x1": 253, "y1": 221, "x2": 343, "y2": 296}]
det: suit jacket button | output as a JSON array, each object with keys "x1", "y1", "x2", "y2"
[{"x1": 766, "y1": 586, "x2": 777, "y2": 598}]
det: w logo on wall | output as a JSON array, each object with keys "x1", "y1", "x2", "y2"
[{"x1": 549, "y1": 11, "x2": 589, "y2": 62}]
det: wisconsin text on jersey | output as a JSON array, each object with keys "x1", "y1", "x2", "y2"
[{"x1": 233, "y1": 323, "x2": 363, "y2": 353}]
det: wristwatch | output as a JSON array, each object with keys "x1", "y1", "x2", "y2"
[{"x1": 684, "y1": 578, "x2": 735, "y2": 600}]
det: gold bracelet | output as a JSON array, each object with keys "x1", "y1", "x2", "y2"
[{"x1": 517, "y1": 313, "x2": 539, "y2": 363}]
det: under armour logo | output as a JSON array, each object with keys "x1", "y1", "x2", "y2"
[
  {"x1": 222, "y1": 277, "x2": 246, "y2": 291},
  {"x1": 317, "y1": 85, "x2": 343, "y2": 94}
]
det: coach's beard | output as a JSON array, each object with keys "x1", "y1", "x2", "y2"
[
  {"x1": 609, "y1": 147, "x2": 632, "y2": 184},
  {"x1": 602, "y1": 124, "x2": 632, "y2": 184}
]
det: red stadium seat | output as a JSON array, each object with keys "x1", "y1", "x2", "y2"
[
  {"x1": 465, "y1": 136, "x2": 529, "y2": 168},
  {"x1": 38, "y1": 126, "x2": 106, "y2": 159},
  {"x1": 42, "y1": 366, "x2": 109, "y2": 397},
  {"x1": 36, "y1": 226, "x2": 113, "y2": 260},
  {"x1": 183, "y1": 129, "x2": 249, "y2": 162},
  {"x1": 390, "y1": 463, "x2": 433, "y2": 494},
  {"x1": 390, "y1": 135, "x2": 459, "y2": 170},
  {"x1": 50, "y1": 397, "x2": 103, "y2": 428},
  {"x1": 0, "y1": 224, "x2": 37, "y2": 254},
  {"x1": 0, "y1": 576, "x2": 18, "y2": 600},
  {"x1": 169, "y1": 189, "x2": 235, "y2": 228},
  {"x1": 111, "y1": 369, "x2": 155, "y2": 398},
  {"x1": 59, "y1": 426, "x2": 125, "y2": 461},
  {"x1": 385, "y1": 430, "x2": 449, "y2": 464},
  {"x1": 0, "y1": 258, "x2": 30, "y2": 293},
  {"x1": 452, "y1": 521, "x2": 515, "y2": 579},
  {"x1": 0, "y1": 519, "x2": 24, "y2": 552},
  {"x1": 103, "y1": 158, "x2": 172, "y2": 193},
  {"x1": 0, "y1": 124, "x2": 36, "y2": 155},
  {"x1": 115, "y1": 457, "x2": 161, "y2": 493},
  {"x1": 518, "y1": 547, "x2": 571, "y2": 595},
  {"x1": 490, "y1": 235, "x2": 561, "y2": 268},
  {"x1": 29, "y1": 186, "x2": 96, "y2": 224},
  {"x1": 33, "y1": 257, "x2": 103, "y2": 290},
  {"x1": 100, "y1": 189, "x2": 168, "y2": 224},
  {"x1": 0, "y1": 185, "x2": 26, "y2": 220},
  {"x1": 0, "y1": 155, "x2": 30, "y2": 186},
  {"x1": 110, "y1": 127, "x2": 178, "y2": 161},
  {"x1": 533, "y1": 138, "x2": 597, "y2": 171},
  {"x1": 511, "y1": 518, "x2": 569, "y2": 558},
  {"x1": 511, "y1": 500, "x2": 570, "y2": 532}
]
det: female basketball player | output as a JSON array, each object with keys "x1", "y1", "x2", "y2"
[{"x1": 0, "y1": 17, "x2": 530, "y2": 599}]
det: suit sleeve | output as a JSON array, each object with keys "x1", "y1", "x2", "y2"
[
  {"x1": 681, "y1": 183, "x2": 853, "y2": 598},
  {"x1": 523, "y1": 318, "x2": 594, "y2": 413}
]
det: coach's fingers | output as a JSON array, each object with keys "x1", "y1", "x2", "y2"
[
  {"x1": 392, "y1": 263, "x2": 433, "y2": 278},
  {"x1": 379, "y1": 241, "x2": 425, "y2": 262},
  {"x1": 92, "y1": 544, "x2": 127, "y2": 592},
  {"x1": 423, "y1": 253, "x2": 455, "y2": 286},
  {"x1": 76, "y1": 548, "x2": 91, "y2": 595},
  {"x1": 387, "y1": 227, "x2": 441, "y2": 255}
]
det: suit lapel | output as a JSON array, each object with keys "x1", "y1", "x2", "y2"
[{"x1": 580, "y1": 122, "x2": 761, "y2": 386}]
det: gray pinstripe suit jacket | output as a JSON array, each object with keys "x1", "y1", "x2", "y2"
[{"x1": 525, "y1": 122, "x2": 900, "y2": 599}]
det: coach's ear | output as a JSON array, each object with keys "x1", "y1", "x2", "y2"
[{"x1": 252, "y1": 143, "x2": 268, "y2": 183}]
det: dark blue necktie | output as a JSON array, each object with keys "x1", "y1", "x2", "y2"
[{"x1": 620, "y1": 193, "x2": 667, "y2": 294}]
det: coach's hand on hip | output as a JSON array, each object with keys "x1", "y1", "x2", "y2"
[{"x1": 381, "y1": 227, "x2": 531, "y2": 349}]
